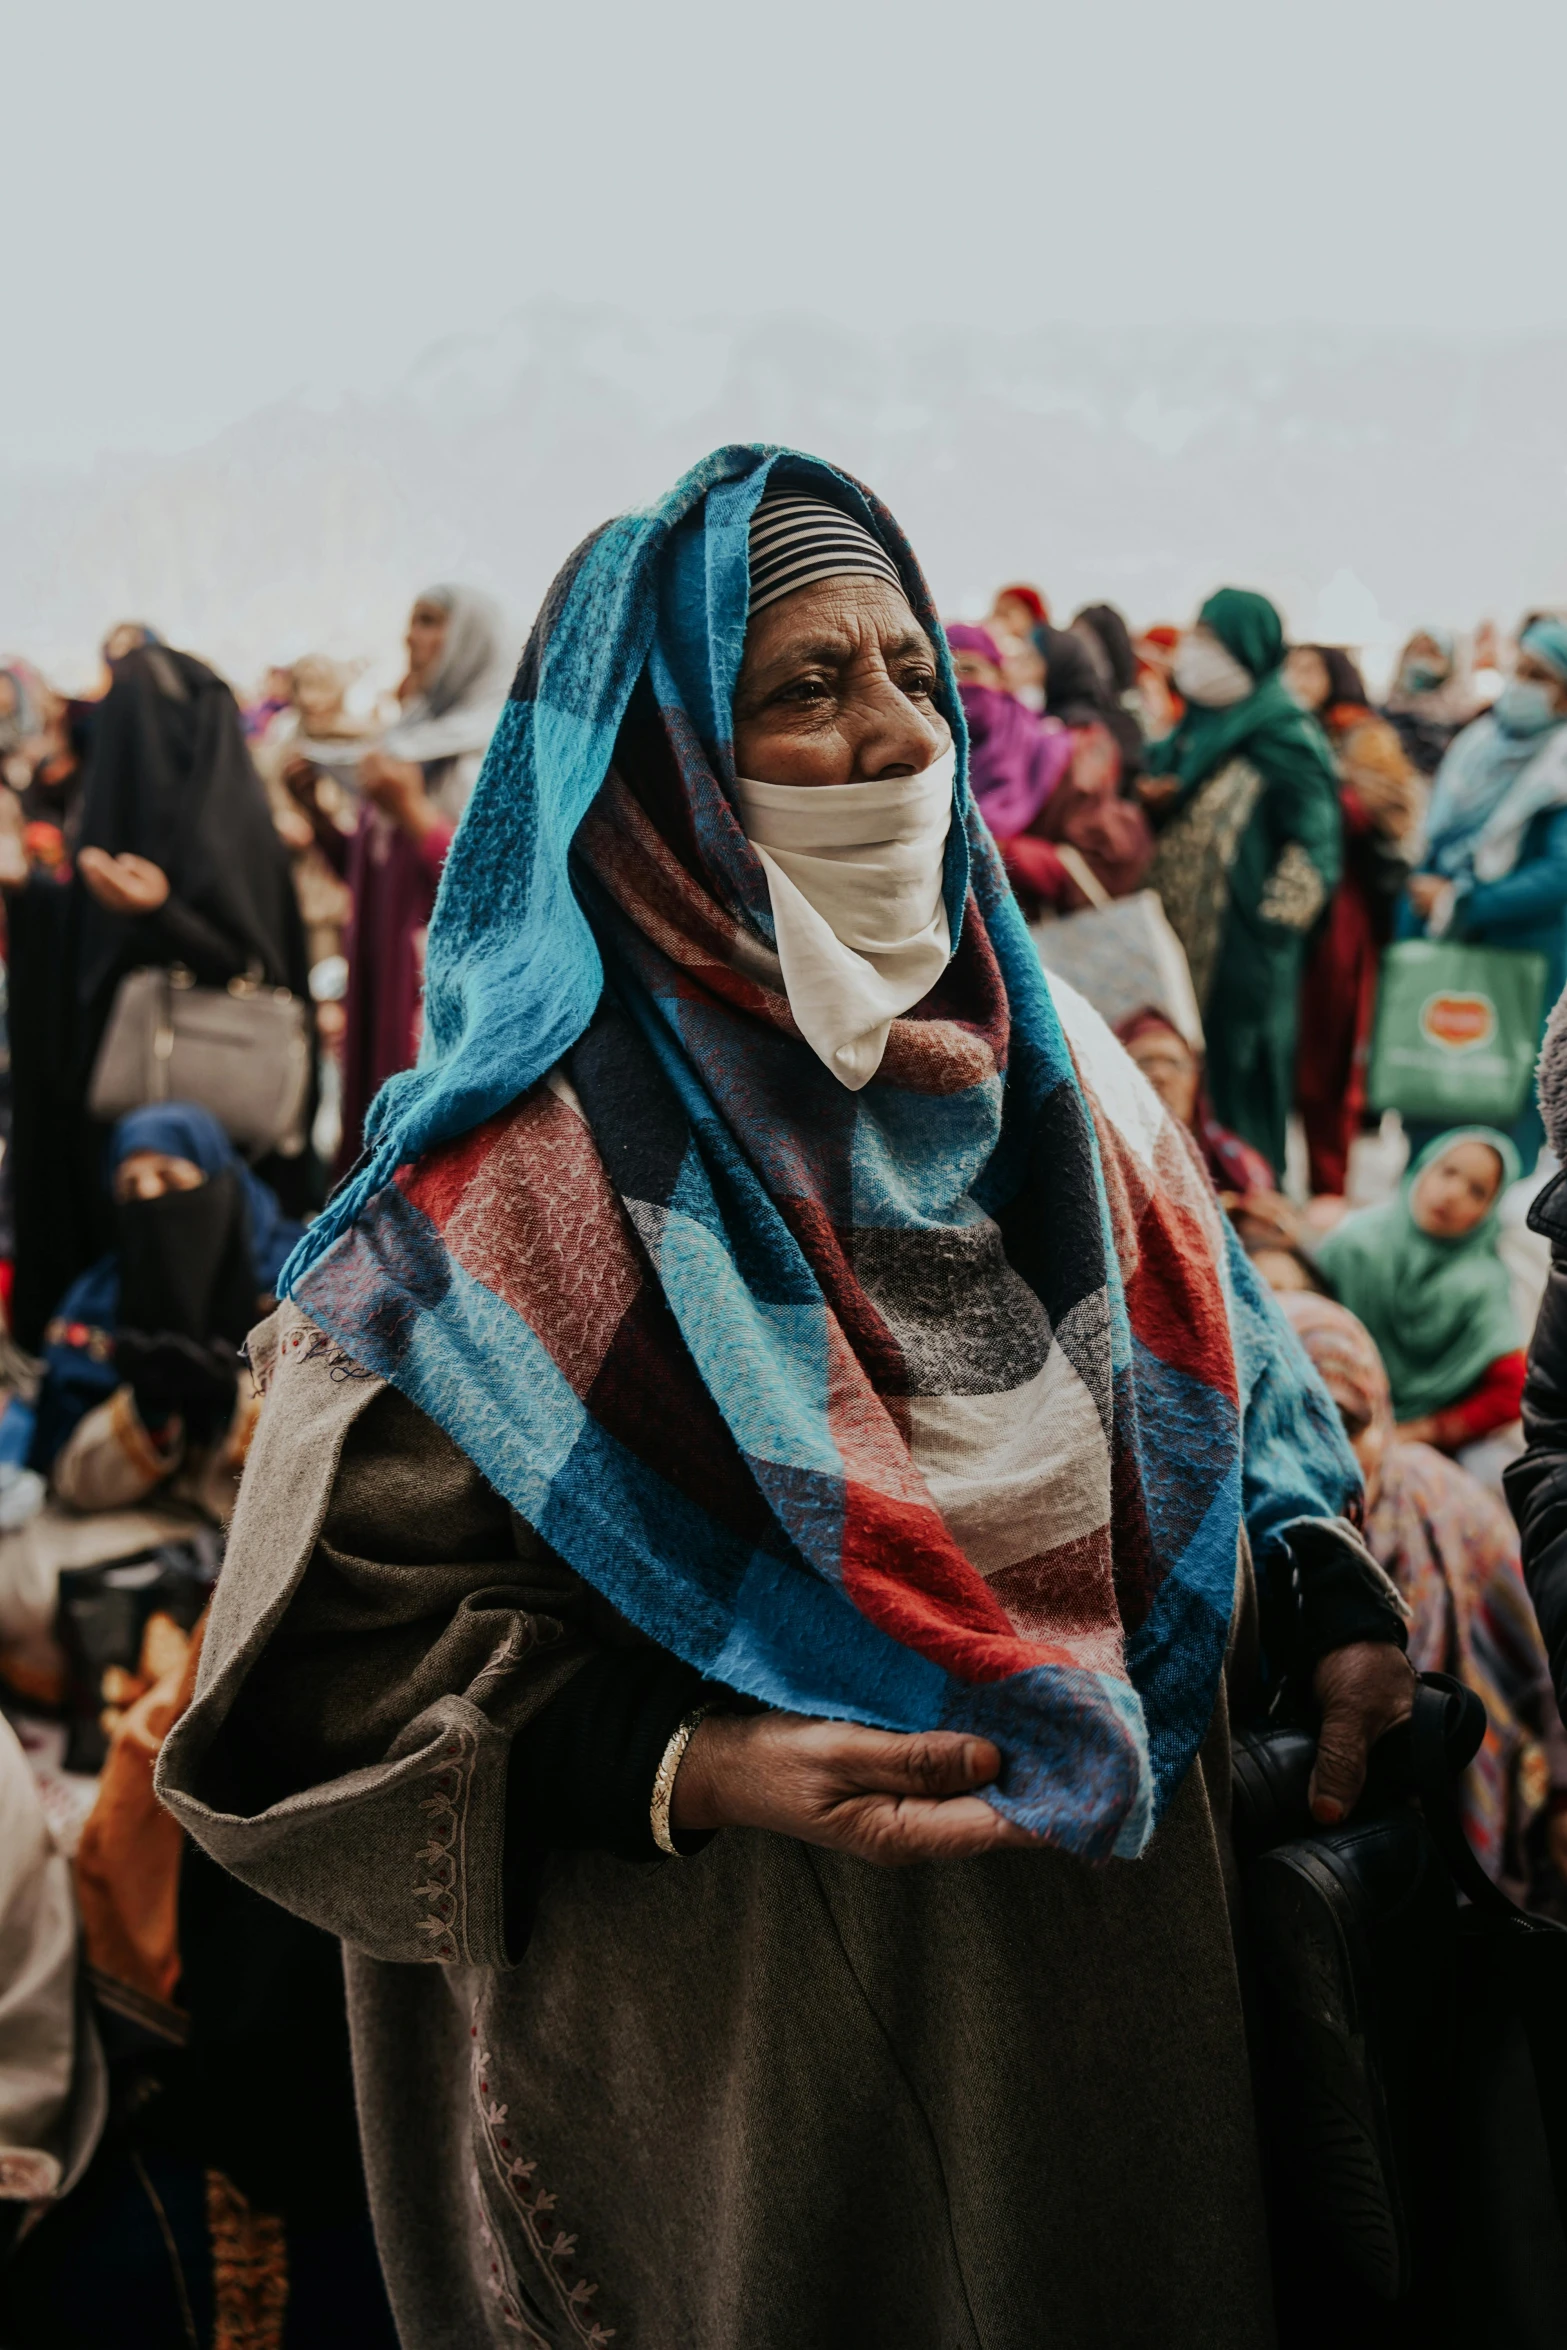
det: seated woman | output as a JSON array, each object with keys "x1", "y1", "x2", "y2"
[
  {"x1": 1280, "y1": 1291, "x2": 1567, "y2": 1891},
  {"x1": 1114, "y1": 1007, "x2": 1276, "y2": 1197},
  {"x1": 1314, "y1": 1129, "x2": 1526, "y2": 1453},
  {"x1": 159, "y1": 451, "x2": 1409, "y2": 2350},
  {"x1": 27, "y1": 1104, "x2": 301, "y2": 1524}
]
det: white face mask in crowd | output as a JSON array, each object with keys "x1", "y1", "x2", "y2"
[
  {"x1": 733, "y1": 744, "x2": 955, "y2": 1091},
  {"x1": 1172, "y1": 632, "x2": 1255, "y2": 709},
  {"x1": 1494, "y1": 679, "x2": 1562, "y2": 739}
]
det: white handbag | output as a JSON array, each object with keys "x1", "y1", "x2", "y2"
[
  {"x1": 1029, "y1": 855, "x2": 1205, "y2": 1049},
  {"x1": 87, "y1": 965, "x2": 312, "y2": 1157}
]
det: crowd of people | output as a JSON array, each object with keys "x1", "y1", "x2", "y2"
[{"x1": 0, "y1": 455, "x2": 1566, "y2": 2344}]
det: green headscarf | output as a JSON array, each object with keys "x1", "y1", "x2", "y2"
[
  {"x1": 1145, "y1": 586, "x2": 1338, "y2": 804},
  {"x1": 1313, "y1": 1128, "x2": 1522, "y2": 1423}
]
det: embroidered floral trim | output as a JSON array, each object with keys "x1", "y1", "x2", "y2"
[
  {"x1": 472, "y1": 2166, "x2": 553, "y2": 2348},
  {"x1": 471, "y1": 2030, "x2": 615, "y2": 2345},
  {"x1": 1258, "y1": 838, "x2": 1329, "y2": 930},
  {"x1": 413, "y1": 1730, "x2": 471, "y2": 1964},
  {"x1": 268, "y1": 1322, "x2": 376, "y2": 1388},
  {"x1": 468, "y1": 1623, "x2": 538, "y2": 1710},
  {"x1": 1146, "y1": 756, "x2": 1264, "y2": 1010}
]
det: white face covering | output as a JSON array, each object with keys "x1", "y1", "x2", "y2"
[
  {"x1": 734, "y1": 743, "x2": 955, "y2": 1090},
  {"x1": 1172, "y1": 632, "x2": 1254, "y2": 709}
]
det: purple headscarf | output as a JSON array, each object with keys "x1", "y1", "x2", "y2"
[{"x1": 946, "y1": 624, "x2": 1073, "y2": 840}]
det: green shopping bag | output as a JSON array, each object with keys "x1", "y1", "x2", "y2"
[{"x1": 1367, "y1": 939, "x2": 1548, "y2": 1126}]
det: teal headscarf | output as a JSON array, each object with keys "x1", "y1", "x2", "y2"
[
  {"x1": 1145, "y1": 586, "x2": 1338, "y2": 805},
  {"x1": 1423, "y1": 618, "x2": 1567, "y2": 880},
  {"x1": 1313, "y1": 1127, "x2": 1522, "y2": 1422}
]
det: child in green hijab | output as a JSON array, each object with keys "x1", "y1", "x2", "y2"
[{"x1": 1313, "y1": 1128, "x2": 1526, "y2": 1451}]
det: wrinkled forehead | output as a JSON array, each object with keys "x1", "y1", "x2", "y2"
[{"x1": 738, "y1": 574, "x2": 931, "y2": 679}]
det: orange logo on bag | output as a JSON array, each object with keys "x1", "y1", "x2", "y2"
[{"x1": 1420, "y1": 992, "x2": 1496, "y2": 1051}]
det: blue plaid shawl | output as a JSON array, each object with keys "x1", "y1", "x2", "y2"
[{"x1": 281, "y1": 445, "x2": 1360, "y2": 1858}]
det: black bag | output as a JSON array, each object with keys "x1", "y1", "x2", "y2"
[
  {"x1": 1236, "y1": 1674, "x2": 1567, "y2": 2343},
  {"x1": 1412, "y1": 1677, "x2": 1567, "y2": 2346}
]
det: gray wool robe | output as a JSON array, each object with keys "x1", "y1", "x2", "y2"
[{"x1": 158, "y1": 1304, "x2": 1278, "y2": 2350}]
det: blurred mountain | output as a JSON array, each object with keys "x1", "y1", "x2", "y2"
[{"x1": 3, "y1": 299, "x2": 1565, "y2": 689}]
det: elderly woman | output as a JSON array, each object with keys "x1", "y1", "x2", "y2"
[
  {"x1": 1142, "y1": 590, "x2": 1344, "y2": 1177},
  {"x1": 159, "y1": 453, "x2": 1410, "y2": 2350}
]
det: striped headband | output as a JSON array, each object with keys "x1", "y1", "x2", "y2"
[{"x1": 747, "y1": 492, "x2": 906, "y2": 618}]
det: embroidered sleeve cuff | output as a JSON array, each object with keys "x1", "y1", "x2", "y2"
[{"x1": 1284, "y1": 1516, "x2": 1409, "y2": 1670}]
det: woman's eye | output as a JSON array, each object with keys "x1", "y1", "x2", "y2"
[{"x1": 779, "y1": 676, "x2": 831, "y2": 705}]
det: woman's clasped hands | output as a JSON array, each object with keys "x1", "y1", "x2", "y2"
[{"x1": 669, "y1": 1711, "x2": 1043, "y2": 1864}]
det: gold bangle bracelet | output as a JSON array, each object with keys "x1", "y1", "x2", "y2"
[{"x1": 649, "y1": 1706, "x2": 712, "y2": 1857}]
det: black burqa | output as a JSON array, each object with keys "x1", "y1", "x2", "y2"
[
  {"x1": 75, "y1": 646, "x2": 307, "y2": 1010},
  {"x1": 8, "y1": 648, "x2": 314, "y2": 1348}
]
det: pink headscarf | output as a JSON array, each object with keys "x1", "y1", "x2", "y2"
[{"x1": 946, "y1": 624, "x2": 1073, "y2": 841}]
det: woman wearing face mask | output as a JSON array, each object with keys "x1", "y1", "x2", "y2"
[
  {"x1": 158, "y1": 454, "x2": 1408, "y2": 2350},
  {"x1": 1383, "y1": 628, "x2": 1485, "y2": 778},
  {"x1": 25, "y1": 1102, "x2": 303, "y2": 1521},
  {"x1": 1314, "y1": 1128, "x2": 1525, "y2": 1452},
  {"x1": 1402, "y1": 616, "x2": 1567, "y2": 1170},
  {"x1": 1141, "y1": 590, "x2": 1344, "y2": 1178}
]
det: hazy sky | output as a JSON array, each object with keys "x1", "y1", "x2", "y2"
[{"x1": 9, "y1": 0, "x2": 1567, "y2": 465}]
